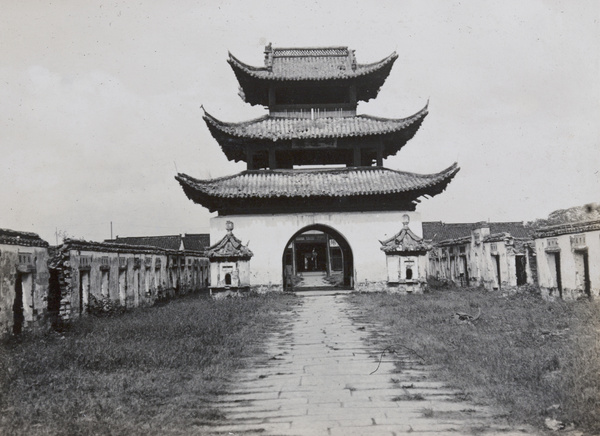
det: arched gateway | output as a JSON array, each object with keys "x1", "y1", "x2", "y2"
[
  {"x1": 176, "y1": 45, "x2": 459, "y2": 290},
  {"x1": 282, "y1": 225, "x2": 353, "y2": 290}
]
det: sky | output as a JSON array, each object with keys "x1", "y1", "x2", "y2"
[{"x1": 1, "y1": 0, "x2": 599, "y2": 244}]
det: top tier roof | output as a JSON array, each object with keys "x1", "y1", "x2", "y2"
[{"x1": 229, "y1": 45, "x2": 398, "y2": 106}]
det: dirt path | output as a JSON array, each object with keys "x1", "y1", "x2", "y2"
[{"x1": 201, "y1": 293, "x2": 538, "y2": 435}]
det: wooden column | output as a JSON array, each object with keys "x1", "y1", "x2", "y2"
[
  {"x1": 349, "y1": 84, "x2": 357, "y2": 107},
  {"x1": 268, "y1": 87, "x2": 276, "y2": 108},
  {"x1": 376, "y1": 145, "x2": 383, "y2": 166},
  {"x1": 292, "y1": 241, "x2": 297, "y2": 276},
  {"x1": 325, "y1": 234, "x2": 331, "y2": 276},
  {"x1": 353, "y1": 147, "x2": 361, "y2": 167},
  {"x1": 246, "y1": 145, "x2": 254, "y2": 170},
  {"x1": 268, "y1": 148, "x2": 277, "y2": 169}
]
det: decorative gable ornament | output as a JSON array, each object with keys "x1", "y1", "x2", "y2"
[
  {"x1": 206, "y1": 221, "x2": 253, "y2": 261},
  {"x1": 379, "y1": 215, "x2": 430, "y2": 255}
]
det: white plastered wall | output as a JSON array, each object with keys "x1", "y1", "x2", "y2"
[{"x1": 210, "y1": 211, "x2": 422, "y2": 287}]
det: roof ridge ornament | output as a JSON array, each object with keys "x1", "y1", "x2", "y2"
[
  {"x1": 380, "y1": 215, "x2": 431, "y2": 254},
  {"x1": 206, "y1": 221, "x2": 253, "y2": 260},
  {"x1": 264, "y1": 42, "x2": 273, "y2": 71}
]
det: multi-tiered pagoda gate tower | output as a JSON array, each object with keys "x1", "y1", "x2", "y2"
[{"x1": 177, "y1": 45, "x2": 458, "y2": 289}]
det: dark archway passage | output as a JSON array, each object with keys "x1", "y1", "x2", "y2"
[{"x1": 282, "y1": 224, "x2": 354, "y2": 290}]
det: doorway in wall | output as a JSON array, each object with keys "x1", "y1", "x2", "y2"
[
  {"x1": 13, "y1": 273, "x2": 24, "y2": 335},
  {"x1": 79, "y1": 270, "x2": 90, "y2": 315},
  {"x1": 282, "y1": 224, "x2": 353, "y2": 290},
  {"x1": 516, "y1": 255, "x2": 527, "y2": 286},
  {"x1": 553, "y1": 253, "x2": 563, "y2": 299},
  {"x1": 460, "y1": 255, "x2": 469, "y2": 287},
  {"x1": 493, "y1": 255, "x2": 501, "y2": 290},
  {"x1": 48, "y1": 269, "x2": 61, "y2": 329},
  {"x1": 575, "y1": 250, "x2": 591, "y2": 297}
]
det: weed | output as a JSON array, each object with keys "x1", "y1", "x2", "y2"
[
  {"x1": 0, "y1": 292, "x2": 298, "y2": 435},
  {"x1": 347, "y1": 288, "x2": 600, "y2": 434},
  {"x1": 391, "y1": 393, "x2": 425, "y2": 401},
  {"x1": 421, "y1": 407, "x2": 435, "y2": 418}
]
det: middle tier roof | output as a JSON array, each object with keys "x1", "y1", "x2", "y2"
[{"x1": 203, "y1": 104, "x2": 428, "y2": 165}]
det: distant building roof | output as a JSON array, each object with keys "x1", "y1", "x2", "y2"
[
  {"x1": 177, "y1": 164, "x2": 459, "y2": 214},
  {"x1": 487, "y1": 222, "x2": 532, "y2": 239},
  {"x1": 422, "y1": 221, "x2": 532, "y2": 244},
  {"x1": 183, "y1": 234, "x2": 211, "y2": 252},
  {"x1": 105, "y1": 234, "x2": 210, "y2": 252},
  {"x1": 229, "y1": 45, "x2": 398, "y2": 105},
  {"x1": 422, "y1": 222, "x2": 474, "y2": 243},
  {"x1": 0, "y1": 228, "x2": 49, "y2": 247}
]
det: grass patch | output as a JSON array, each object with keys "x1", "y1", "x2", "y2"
[
  {"x1": 391, "y1": 393, "x2": 425, "y2": 401},
  {"x1": 0, "y1": 292, "x2": 298, "y2": 435},
  {"x1": 347, "y1": 288, "x2": 600, "y2": 434}
]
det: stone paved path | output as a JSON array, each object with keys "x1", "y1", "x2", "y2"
[{"x1": 201, "y1": 293, "x2": 537, "y2": 435}]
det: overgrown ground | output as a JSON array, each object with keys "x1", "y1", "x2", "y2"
[
  {"x1": 0, "y1": 292, "x2": 298, "y2": 436},
  {"x1": 347, "y1": 286, "x2": 600, "y2": 435}
]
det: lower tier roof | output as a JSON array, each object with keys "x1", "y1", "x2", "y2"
[{"x1": 176, "y1": 164, "x2": 459, "y2": 215}]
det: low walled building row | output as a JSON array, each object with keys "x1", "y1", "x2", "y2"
[
  {"x1": 0, "y1": 229, "x2": 51, "y2": 335},
  {"x1": 534, "y1": 218, "x2": 600, "y2": 300},
  {"x1": 1, "y1": 230, "x2": 209, "y2": 337},
  {"x1": 424, "y1": 222, "x2": 535, "y2": 290},
  {"x1": 48, "y1": 239, "x2": 209, "y2": 323}
]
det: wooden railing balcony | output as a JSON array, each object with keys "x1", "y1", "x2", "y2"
[{"x1": 270, "y1": 104, "x2": 356, "y2": 119}]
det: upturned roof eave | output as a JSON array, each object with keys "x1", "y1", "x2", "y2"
[
  {"x1": 228, "y1": 51, "x2": 398, "y2": 81},
  {"x1": 201, "y1": 104, "x2": 429, "y2": 162},
  {"x1": 175, "y1": 163, "x2": 459, "y2": 212},
  {"x1": 228, "y1": 51, "x2": 398, "y2": 105}
]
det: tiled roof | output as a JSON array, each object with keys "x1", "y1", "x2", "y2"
[
  {"x1": 422, "y1": 221, "x2": 532, "y2": 244},
  {"x1": 422, "y1": 222, "x2": 473, "y2": 243},
  {"x1": 177, "y1": 164, "x2": 459, "y2": 201},
  {"x1": 0, "y1": 228, "x2": 49, "y2": 247},
  {"x1": 203, "y1": 106, "x2": 428, "y2": 141},
  {"x1": 54, "y1": 239, "x2": 208, "y2": 260},
  {"x1": 183, "y1": 234, "x2": 211, "y2": 251},
  {"x1": 107, "y1": 235, "x2": 182, "y2": 251},
  {"x1": 535, "y1": 218, "x2": 600, "y2": 238},
  {"x1": 228, "y1": 45, "x2": 398, "y2": 105},
  {"x1": 106, "y1": 234, "x2": 211, "y2": 252},
  {"x1": 488, "y1": 222, "x2": 532, "y2": 239},
  {"x1": 229, "y1": 47, "x2": 398, "y2": 81}
]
